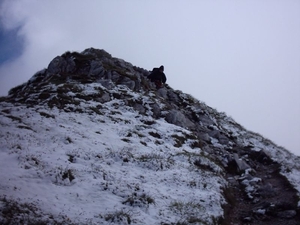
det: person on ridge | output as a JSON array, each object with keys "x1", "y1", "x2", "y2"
[{"x1": 147, "y1": 65, "x2": 167, "y2": 89}]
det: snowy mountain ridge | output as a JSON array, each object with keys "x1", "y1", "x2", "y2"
[{"x1": 0, "y1": 48, "x2": 299, "y2": 224}]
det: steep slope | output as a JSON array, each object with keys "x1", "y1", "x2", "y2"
[{"x1": 0, "y1": 48, "x2": 299, "y2": 225}]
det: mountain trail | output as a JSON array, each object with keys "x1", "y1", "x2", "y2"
[{"x1": 223, "y1": 150, "x2": 300, "y2": 225}]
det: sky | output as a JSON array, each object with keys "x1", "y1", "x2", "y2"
[{"x1": 0, "y1": 0, "x2": 299, "y2": 155}]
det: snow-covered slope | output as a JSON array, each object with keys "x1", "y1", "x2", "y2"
[{"x1": 0, "y1": 48, "x2": 299, "y2": 224}]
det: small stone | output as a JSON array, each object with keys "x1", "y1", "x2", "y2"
[
  {"x1": 255, "y1": 209, "x2": 266, "y2": 215},
  {"x1": 243, "y1": 217, "x2": 252, "y2": 222}
]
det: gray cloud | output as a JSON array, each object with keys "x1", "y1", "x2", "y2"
[{"x1": 0, "y1": 0, "x2": 299, "y2": 155}]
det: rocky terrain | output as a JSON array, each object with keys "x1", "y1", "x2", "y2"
[{"x1": 0, "y1": 48, "x2": 299, "y2": 224}]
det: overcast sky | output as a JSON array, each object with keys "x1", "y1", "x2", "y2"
[{"x1": 0, "y1": 0, "x2": 299, "y2": 155}]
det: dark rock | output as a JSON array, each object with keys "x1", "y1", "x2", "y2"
[
  {"x1": 156, "y1": 87, "x2": 168, "y2": 98},
  {"x1": 233, "y1": 153, "x2": 251, "y2": 173},
  {"x1": 132, "y1": 103, "x2": 146, "y2": 114},
  {"x1": 48, "y1": 56, "x2": 76, "y2": 74},
  {"x1": 150, "y1": 103, "x2": 161, "y2": 119},
  {"x1": 197, "y1": 132, "x2": 210, "y2": 143},
  {"x1": 277, "y1": 210, "x2": 297, "y2": 218},
  {"x1": 99, "y1": 93, "x2": 111, "y2": 103},
  {"x1": 208, "y1": 130, "x2": 229, "y2": 145},
  {"x1": 198, "y1": 114, "x2": 214, "y2": 126},
  {"x1": 89, "y1": 60, "x2": 105, "y2": 76},
  {"x1": 257, "y1": 183, "x2": 277, "y2": 198},
  {"x1": 165, "y1": 109, "x2": 195, "y2": 129},
  {"x1": 167, "y1": 90, "x2": 180, "y2": 103}
]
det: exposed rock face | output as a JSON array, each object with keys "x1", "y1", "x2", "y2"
[
  {"x1": 2, "y1": 48, "x2": 300, "y2": 225},
  {"x1": 233, "y1": 153, "x2": 251, "y2": 173},
  {"x1": 165, "y1": 109, "x2": 195, "y2": 129}
]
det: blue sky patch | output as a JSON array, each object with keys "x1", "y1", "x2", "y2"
[{"x1": 0, "y1": 26, "x2": 24, "y2": 65}]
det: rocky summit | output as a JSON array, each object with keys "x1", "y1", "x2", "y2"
[{"x1": 0, "y1": 48, "x2": 299, "y2": 225}]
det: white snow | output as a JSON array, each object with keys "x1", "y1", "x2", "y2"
[
  {"x1": 0, "y1": 87, "x2": 226, "y2": 224},
  {"x1": 1, "y1": 82, "x2": 299, "y2": 224}
]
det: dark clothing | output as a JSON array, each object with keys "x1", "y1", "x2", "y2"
[{"x1": 148, "y1": 68, "x2": 167, "y2": 85}]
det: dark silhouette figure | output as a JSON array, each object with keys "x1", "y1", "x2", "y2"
[{"x1": 147, "y1": 65, "x2": 167, "y2": 88}]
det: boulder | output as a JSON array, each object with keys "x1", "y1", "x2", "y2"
[
  {"x1": 208, "y1": 130, "x2": 229, "y2": 145},
  {"x1": 233, "y1": 153, "x2": 251, "y2": 173},
  {"x1": 47, "y1": 56, "x2": 76, "y2": 74},
  {"x1": 165, "y1": 109, "x2": 195, "y2": 129},
  {"x1": 89, "y1": 60, "x2": 105, "y2": 77},
  {"x1": 150, "y1": 103, "x2": 161, "y2": 118}
]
